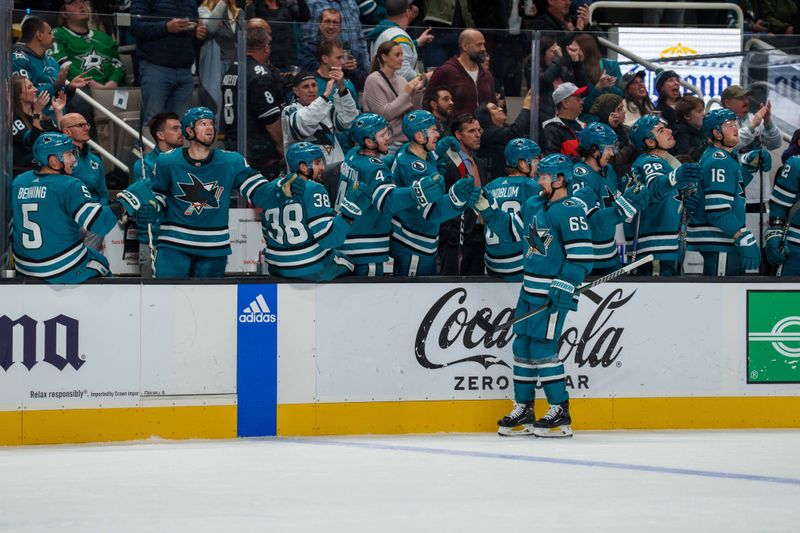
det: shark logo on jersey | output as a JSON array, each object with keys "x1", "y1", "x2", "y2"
[
  {"x1": 602, "y1": 185, "x2": 616, "y2": 208},
  {"x1": 176, "y1": 173, "x2": 224, "y2": 215},
  {"x1": 524, "y1": 219, "x2": 552, "y2": 257},
  {"x1": 411, "y1": 160, "x2": 426, "y2": 172}
]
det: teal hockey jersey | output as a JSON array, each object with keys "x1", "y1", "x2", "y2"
[
  {"x1": 769, "y1": 155, "x2": 800, "y2": 253},
  {"x1": 571, "y1": 161, "x2": 622, "y2": 270}
]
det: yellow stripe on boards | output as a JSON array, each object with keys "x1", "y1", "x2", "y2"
[
  {"x1": 277, "y1": 397, "x2": 800, "y2": 436},
  {"x1": 0, "y1": 406, "x2": 236, "y2": 446}
]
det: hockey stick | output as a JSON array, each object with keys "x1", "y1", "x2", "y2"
[
  {"x1": 137, "y1": 110, "x2": 156, "y2": 277},
  {"x1": 677, "y1": 189, "x2": 692, "y2": 275},
  {"x1": 492, "y1": 254, "x2": 654, "y2": 333},
  {"x1": 445, "y1": 148, "x2": 468, "y2": 274},
  {"x1": 772, "y1": 198, "x2": 800, "y2": 276}
]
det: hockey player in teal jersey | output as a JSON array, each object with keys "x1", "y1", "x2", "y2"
[
  {"x1": 11, "y1": 133, "x2": 156, "y2": 283},
  {"x1": 338, "y1": 113, "x2": 447, "y2": 276},
  {"x1": 150, "y1": 107, "x2": 294, "y2": 278},
  {"x1": 766, "y1": 155, "x2": 800, "y2": 276},
  {"x1": 261, "y1": 142, "x2": 370, "y2": 280},
  {"x1": 483, "y1": 138, "x2": 542, "y2": 280},
  {"x1": 628, "y1": 114, "x2": 703, "y2": 275},
  {"x1": 687, "y1": 108, "x2": 770, "y2": 276},
  {"x1": 475, "y1": 154, "x2": 594, "y2": 438},
  {"x1": 389, "y1": 110, "x2": 479, "y2": 276}
]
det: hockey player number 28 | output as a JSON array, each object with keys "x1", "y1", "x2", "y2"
[
  {"x1": 263, "y1": 205, "x2": 309, "y2": 245},
  {"x1": 485, "y1": 200, "x2": 521, "y2": 245},
  {"x1": 21, "y1": 204, "x2": 43, "y2": 249}
]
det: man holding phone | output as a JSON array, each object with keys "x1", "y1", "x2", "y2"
[{"x1": 131, "y1": 0, "x2": 207, "y2": 125}]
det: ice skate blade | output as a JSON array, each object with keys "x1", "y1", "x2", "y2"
[
  {"x1": 533, "y1": 425, "x2": 573, "y2": 438},
  {"x1": 497, "y1": 424, "x2": 535, "y2": 437}
]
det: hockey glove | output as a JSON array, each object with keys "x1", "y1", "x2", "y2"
[
  {"x1": 339, "y1": 185, "x2": 366, "y2": 221},
  {"x1": 734, "y1": 229, "x2": 762, "y2": 271},
  {"x1": 472, "y1": 188, "x2": 496, "y2": 212},
  {"x1": 668, "y1": 162, "x2": 702, "y2": 190},
  {"x1": 434, "y1": 136, "x2": 460, "y2": 159},
  {"x1": 614, "y1": 185, "x2": 649, "y2": 223},
  {"x1": 764, "y1": 225, "x2": 789, "y2": 266},
  {"x1": 682, "y1": 189, "x2": 701, "y2": 216},
  {"x1": 134, "y1": 203, "x2": 160, "y2": 225},
  {"x1": 117, "y1": 180, "x2": 157, "y2": 216},
  {"x1": 448, "y1": 177, "x2": 476, "y2": 208},
  {"x1": 547, "y1": 279, "x2": 578, "y2": 314},
  {"x1": 741, "y1": 148, "x2": 772, "y2": 173},
  {"x1": 571, "y1": 185, "x2": 597, "y2": 216},
  {"x1": 412, "y1": 173, "x2": 446, "y2": 207},
  {"x1": 277, "y1": 173, "x2": 306, "y2": 199}
]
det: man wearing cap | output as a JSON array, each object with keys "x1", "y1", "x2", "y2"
[
  {"x1": 281, "y1": 69, "x2": 358, "y2": 168},
  {"x1": 541, "y1": 82, "x2": 587, "y2": 158},
  {"x1": 619, "y1": 70, "x2": 655, "y2": 127},
  {"x1": 655, "y1": 69, "x2": 682, "y2": 130}
]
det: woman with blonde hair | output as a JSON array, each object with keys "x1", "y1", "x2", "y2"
[{"x1": 362, "y1": 41, "x2": 427, "y2": 153}]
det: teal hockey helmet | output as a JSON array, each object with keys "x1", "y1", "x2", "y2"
[
  {"x1": 402, "y1": 109, "x2": 437, "y2": 141},
  {"x1": 629, "y1": 114, "x2": 663, "y2": 150},
  {"x1": 504, "y1": 138, "x2": 541, "y2": 168},
  {"x1": 702, "y1": 108, "x2": 738, "y2": 140},
  {"x1": 579, "y1": 122, "x2": 618, "y2": 152},
  {"x1": 351, "y1": 113, "x2": 387, "y2": 147},
  {"x1": 538, "y1": 153, "x2": 573, "y2": 181},
  {"x1": 32, "y1": 132, "x2": 76, "y2": 167},
  {"x1": 286, "y1": 142, "x2": 324, "y2": 173},
  {"x1": 180, "y1": 106, "x2": 216, "y2": 138}
]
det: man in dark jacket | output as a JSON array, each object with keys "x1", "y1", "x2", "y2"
[
  {"x1": 541, "y1": 82, "x2": 587, "y2": 158},
  {"x1": 131, "y1": 0, "x2": 206, "y2": 124},
  {"x1": 424, "y1": 29, "x2": 496, "y2": 117}
]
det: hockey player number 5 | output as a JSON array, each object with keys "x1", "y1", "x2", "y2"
[
  {"x1": 263, "y1": 205, "x2": 308, "y2": 244},
  {"x1": 21, "y1": 204, "x2": 43, "y2": 249}
]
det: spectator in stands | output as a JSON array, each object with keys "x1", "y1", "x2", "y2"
[
  {"x1": 759, "y1": 0, "x2": 797, "y2": 35},
  {"x1": 61, "y1": 111, "x2": 108, "y2": 251},
  {"x1": 654, "y1": 69, "x2": 681, "y2": 129},
  {"x1": 421, "y1": 0, "x2": 473, "y2": 69},
  {"x1": 315, "y1": 39, "x2": 360, "y2": 152},
  {"x1": 439, "y1": 113, "x2": 489, "y2": 276},
  {"x1": 54, "y1": 0, "x2": 125, "y2": 90},
  {"x1": 222, "y1": 27, "x2": 285, "y2": 179},
  {"x1": 357, "y1": 0, "x2": 387, "y2": 25},
  {"x1": 303, "y1": 1, "x2": 369, "y2": 78},
  {"x1": 366, "y1": 0, "x2": 434, "y2": 82},
  {"x1": 12, "y1": 16, "x2": 89, "y2": 104},
  {"x1": 362, "y1": 41, "x2": 426, "y2": 153},
  {"x1": 282, "y1": 70, "x2": 358, "y2": 166},
  {"x1": 475, "y1": 90, "x2": 532, "y2": 180},
  {"x1": 574, "y1": 33, "x2": 622, "y2": 113},
  {"x1": 131, "y1": 0, "x2": 206, "y2": 124},
  {"x1": 541, "y1": 81, "x2": 587, "y2": 157},
  {"x1": 782, "y1": 128, "x2": 800, "y2": 164},
  {"x1": 248, "y1": 0, "x2": 310, "y2": 71},
  {"x1": 538, "y1": 35, "x2": 588, "y2": 126},
  {"x1": 619, "y1": 70, "x2": 654, "y2": 127},
  {"x1": 720, "y1": 85, "x2": 783, "y2": 153},
  {"x1": 529, "y1": 0, "x2": 592, "y2": 34},
  {"x1": 424, "y1": 29, "x2": 496, "y2": 118},
  {"x1": 12, "y1": 76, "x2": 65, "y2": 175},
  {"x1": 589, "y1": 93, "x2": 635, "y2": 178},
  {"x1": 642, "y1": 0, "x2": 684, "y2": 27},
  {"x1": 672, "y1": 95, "x2": 707, "y2": 162},
  {"x1": 426, "y1": 86, "x2": 455, "y2": 136},
  {"x1": 471, "y1": 1, "x2": 528, "y2": 97},
  {"x1": 198, "y1": 0, "x2": 240, "y2": 117},
  {"x1": 299, "y1": 7, "x2": 367, "y2": 89}
]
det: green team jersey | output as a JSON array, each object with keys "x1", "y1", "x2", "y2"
[{"x1": 52, "y1": 27, "x2": 125, "y2": 84}]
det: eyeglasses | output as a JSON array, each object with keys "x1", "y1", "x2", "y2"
[{"x1": 64, "y1": 122, "x2": 90, "y2": 129}]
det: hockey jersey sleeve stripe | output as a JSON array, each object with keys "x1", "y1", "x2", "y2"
[
  {"x1": 158, "y1": 235, "x2": 231, "y2": 247},
  {"x1": 373, "y1": 184, "x2": 393, "y2": 210},
  {"x1": 390, "y1": 219, "x2": 438, "y2": 243},
  {"x1": 310, "y1": 218, "x2": 334, "y2": 239},
  {"x1": 421, "y1": 202, "x2": 434, "y2": 220},
  {"x1": 390, "y1": 231, "x2": 438, "y2": 255},
  {"x1": 73, "y1": 202, "x2": 100, "y2": 226},
  {"x1": 239, "y1": 173, "x2": 268, "y2": 201},
  {"x1": 265, "y1": 242, "x2": 323, "y2": 256},
  {"x1": 14, "y1": 246, "x2": 88, "y2": 279},
  {"x1": 159, "y1": 224, "x2": 230, "y2": 236},
  {"x1": 13, "y1": 241, "x2": 84, "y2": 268},
  {"x1": 705, "y1": 203, "x2": 731, "y2": 213},
  {"x1": 770, "y1": 194, "x2": 795, "y2": 208},
  {"x1": 265, "y1": 248, "x2": 329, "y2": 267},
  {"x1": 258, "y1": 108, "x2": 281, "y2": 120},
  {"x1": 706, "y1": 192, "x2": 735, "y2": 201}
]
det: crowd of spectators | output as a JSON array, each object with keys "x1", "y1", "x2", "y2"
[{"x1": 6, "y1": 0, "x2": 800, "y2": 281}]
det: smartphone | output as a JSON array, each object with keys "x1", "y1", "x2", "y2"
[{"x1": 343, "y1": 48, "x2": 353, "y2": 63}]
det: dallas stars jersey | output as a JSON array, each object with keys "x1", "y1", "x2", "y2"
[
  {"x1": 571, "y1": 161, "x2": 622, "y2": 270},
  {"x1": 337, "y1": 147, "x2": 418, "y2": 265},
  {"x1": 261, "y1": 179, "x2": 351, "y2": 278},
  {"x1": 482, "y1": 195, "x2": 594, "y2": 305},
  {"x1": 11, "y1": 43, "x2": 60, "y2": 97},
  {"x1": 52, "y1": 27, "x2": 125, "y2": 85},
  {"x1": 152, "y1": 148, "x2": 279, "y2": 257},
  {"x1": 483, "y1": 175, "x2": 540, "y2": 279},
  {"x1": 688, "y1": 147, "x2": 748, "y2": 252},
  {"x1": 769, "y1": 155, "x2": 800, "y2": 253},
  {"x1": 390, "y1": 143, "x2": 462, "y2": 256},
  {"x1": 72, "y1": 147, "x2": 108, "y2": 205},
  {"x1": 11, "y1": 171, "x2": 118, "y2": 283},
  {"x1": 627, "y1": 153, "x2": 682, "y2": 260}
]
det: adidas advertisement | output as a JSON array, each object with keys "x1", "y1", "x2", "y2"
[
  {"x1": 236, "y1": 284, "x2": 278, "y2": 437},
  {"x1": 747, "y1": 291, "x2": 800, "y2": 383}
]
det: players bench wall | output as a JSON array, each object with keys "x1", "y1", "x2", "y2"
[{"x1": 1, "y1": 280, "x2": 799, "y2": 445}]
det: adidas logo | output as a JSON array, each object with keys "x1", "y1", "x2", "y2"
[{"x1": 238, "y1": 294, "x2": 277, "y2": 324}]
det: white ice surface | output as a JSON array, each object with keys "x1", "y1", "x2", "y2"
[{"x1": 1, "y1": 431, "x2": 799, "y2": 532}]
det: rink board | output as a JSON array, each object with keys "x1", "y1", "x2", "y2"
[{"x1": 1, "y1": 281, "x2": 799, "y2": 444}]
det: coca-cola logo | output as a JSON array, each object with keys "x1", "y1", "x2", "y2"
[{"x1": 415, "y1": 287, "x2": 635, "y2": 371}]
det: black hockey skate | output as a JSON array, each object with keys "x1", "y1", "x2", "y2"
[
  {"x1": 532, "y1": 401, "x2": 573, "y2": 438},
  {"x1": 497, "y1": 402, "x2": 535, "y2": 436}
]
